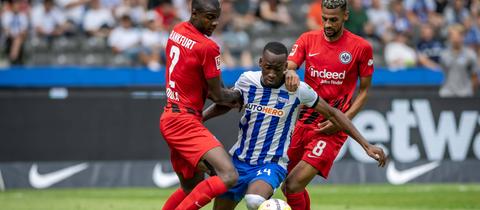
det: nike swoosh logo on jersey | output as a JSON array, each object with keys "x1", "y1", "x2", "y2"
[
  {"x1": 306, "y1": 153, "x2": 319, "y2": 158},
  {"x1": 308, "y1": 52, "x2": 320, "y2": 57},
  {"x1": 152, "y1": 163, "x2": 179, "y2": 188},
  {"x1": 386, "y1": 161, "x2": 440, "y2": 185},
  {"x1": 29, "y1": 163, "x2": 88, "y2": 189}
]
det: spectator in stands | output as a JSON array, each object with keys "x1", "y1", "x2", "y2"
[
  {"x1": 416, "y1": 23, "x2": 444, "y2": 70},
  {"x1": 31, "y1": 0, "x2": 67, "y2": 40},
  {"x1": 83, "y1": 0, "x2": 115, "y2": 38},
  {"x1": 154, "y1": 0, "x2": 178, "y2": 31},
  {"x1": 404, "y1": 0, "x2": 439, "y2": 27},
  {"x1": 439, "y1": 24, "x2": 478, "y2": 97},
  {"x1": 366, "y1": 0, "x2": 392, "y2": 41},
  {"x1": 462, "y1": 16, "x2": 480, "y2": 54},
  {"x1": 140, "y1": 11, "x2": 168, "y2": 71},
  {"x1": 443, "y1": 0, "x2": 469, "y2": 26},
  {"x1": 363, "y1": 22, "x2": 385, "y2": 66},
  {"x1": 345, "y1": 0, "x2": 368, "y2": 36},
  {"x1": 1, "y1": 0, "x2": 28, "y2": 64},
  {"x1": 390, "y1": 0, "x2": 411, "y2": 35},
  {"x1": 100, "y1": 0, "x2": 122, "y2": 10},
  {"x1": 108, "y1": 14, "x2": 141, "y2": 62},
  {"x1": 216, "y1": 0, "x2": 253, "y2": 68},
  {"x1": 56, "y1": 0, "x2": 90, "y2": 33},
  {"x1": 384, "y1": 31, "x2": 417, "y2": 70},
  {"x1": 172, "y1": 0, "x2": 190, "y2": 21},
  {"x1": 256, "y1": 0, "x2": 291, "y2": 27},
  {"x1": 306, "y1": 0, "x2": 322, "y2": 30},
  {"x1": 115, "y1": 0, "x2": 147, "y2": 25}
]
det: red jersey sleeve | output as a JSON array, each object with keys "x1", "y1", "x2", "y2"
[
  {"x1": 202, "y1": 43, "x2": 222, "y2": 79},
  {"x1": 288, "y1": 34, "x2": 307, "y2": 67},
  {"x1": 359, "y1": 42, "x2": 374, "y2": 77}
]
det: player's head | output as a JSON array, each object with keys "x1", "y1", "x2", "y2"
[
  {"x1": 190, "y1": 0, "x2": 221, "y2": 36},
  {"x1": 259, "y1": 42, "x2": 288, "y2": 88},
  {"x1": 321, "y1": 0, "x2": 349, "y2": 39}
]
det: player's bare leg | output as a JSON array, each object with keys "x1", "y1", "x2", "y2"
[
  {"x1": 201, "y1": 147, "x2": 238, "y2": 187},
  {"x1": 176, "y1": 147, "x2": 238, "y2": 210},
  {"x1": 244, "y1": 180, "x2": 274, "y2": 210},
  {"x1": 282, "y1": 160, "x2": 318, "y2": 210},
  {"x1": 213, "y1": 197, "x2": 239, "y2": 210}
]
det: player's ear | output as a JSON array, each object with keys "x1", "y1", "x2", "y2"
[
  {"x1": 343, "y1": 10, "x2": 349, "y2": 22},
  {"x1": 191, "y1": 9, "x2": 198, "y2": 19},
  {"x1": 259, "y1": 57, "x2": 263, "y2": 66}
]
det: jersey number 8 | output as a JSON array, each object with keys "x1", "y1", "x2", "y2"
[{"x1": 312, "y1": 140, "x2": 327, "y2": 157}]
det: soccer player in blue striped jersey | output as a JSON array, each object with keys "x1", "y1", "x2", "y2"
[{"x1": 203, "y1": 42, "x2": 386, "y2": 210}]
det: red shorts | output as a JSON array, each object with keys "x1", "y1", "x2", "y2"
[
  {"x1": 287, "y1": 124, "x2": 347, "y2": 179},
  {"x1": 160, "y1": 110, "x2": 222, "y2": 179}
]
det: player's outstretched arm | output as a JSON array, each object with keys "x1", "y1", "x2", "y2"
[
  {"x1": 206, "y1": 76, "x2": 242, "y2": 106},
  {"x1": 203, "y1": 103, "x2": 233, "y2": 122},
  {"x1": 313, "y1": 97, "x2": 387, "y2": 167}
]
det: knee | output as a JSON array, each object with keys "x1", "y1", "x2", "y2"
[
  {"x1": 245, "y1": 194, "x2": 266, "y2": 210},
  {"x1": 283, "y1": 176, "x2": 303, "y2": 193},
  {"x1": 217, "y1": 169, "x2": 238, "y2": 188}
]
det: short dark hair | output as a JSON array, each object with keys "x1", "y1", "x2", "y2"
[
  {"x1": 263, "y1": 42, "x2": 288, "y2": 57},
  {"x1": 322, "y1": 0, "x2": 347, "y2": 11},
  {"x1": 191, "y1": 0, "x2": 220, "y2": 12}
]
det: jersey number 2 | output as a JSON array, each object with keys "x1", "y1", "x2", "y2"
[{"x1": 168, "y1": 46, "x2": 180, "y2": 88}]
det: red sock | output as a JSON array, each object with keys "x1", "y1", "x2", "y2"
[
  {"x1": 162, "y1": 188, "x2": 187, "y2": 210},
  {"x1": 175, "y1": 176, "x2": 228, "y2": 210},
  {"x1": 303, "y1": 189, "x2": 311, "y2": 210},
  {"x1": 284, "y1": 191, "x2": 306, "y2": 210}
]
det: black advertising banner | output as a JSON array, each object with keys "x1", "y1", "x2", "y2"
[{"x1": 0, "y1": 87, "x2": 479, "y2": 187}]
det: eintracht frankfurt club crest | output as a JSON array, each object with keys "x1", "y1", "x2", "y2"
[{"x1": 339, "y1": 51, "x2": 352, "y2": 64}]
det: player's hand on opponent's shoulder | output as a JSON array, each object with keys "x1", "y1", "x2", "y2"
[
  {"x1": 365, "y1": 145, "x2": 387, "y2": 167},
  {"x1": 285, "y1": 69, "x2": 300, "y2": 92}
]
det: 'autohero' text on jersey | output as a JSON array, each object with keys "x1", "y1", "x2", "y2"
[{"x1": 245, "y1": 103, "x2": 285, "y2": 117}]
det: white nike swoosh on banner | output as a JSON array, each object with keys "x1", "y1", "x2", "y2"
[
  {"x1": 29, "y1": 163, "x2": 88, "y2": 189},
  {"x1": 386, "y1": 161, "x2": 440, "y2": 185},
  {"x1": 308, "y1": 53, "x2": 320, "y2": 57},
  {"x1": 0, "y1": 169, "x2": 5, "y2": 191},
  {"x1": 152, "y1": 163, "x2": 179, "y2": 188}
]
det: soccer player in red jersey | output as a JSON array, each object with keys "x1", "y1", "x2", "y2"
[
  {"x1": 159, "y1": 0, "x2": 241, "y2": 209},
  {"x1": 282, "y1": 0, "x2": 387, "y2": 209}
]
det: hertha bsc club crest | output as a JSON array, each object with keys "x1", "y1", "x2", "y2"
[{"x1": 339, "y1": 51, "x2": 352, "y2": 64}]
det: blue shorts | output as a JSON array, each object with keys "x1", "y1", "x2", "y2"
[{"x1": 219, "y1": 157, "x2": 287, "y2": 202}]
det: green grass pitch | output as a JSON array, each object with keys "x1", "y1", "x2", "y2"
[{"x1": 1, "y1": 184, "x2": 479, "y2": 210}]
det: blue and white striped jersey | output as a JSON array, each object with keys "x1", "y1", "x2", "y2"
[{"x1": 231, "y1": 71, "x2": 319, "y2": 169}]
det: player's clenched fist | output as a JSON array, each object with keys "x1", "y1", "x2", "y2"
[{"x1": 366, "y1": 145, "x2": 387, "y2": 167}]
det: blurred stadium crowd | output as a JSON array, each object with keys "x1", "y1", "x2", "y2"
[{"x1": 0, "y1": 0, "x2": 479, "y2": 74}]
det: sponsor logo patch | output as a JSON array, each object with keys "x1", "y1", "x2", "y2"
[
  {"x1": 368, "y1": 59, "x2": 374, "y2": 66},
  {"x1": 245, "y1": 103, "x2": 285, "y2": 117},
  {"x1": 215, "y1": 55, "x2": 221, "y2": 70},
  {"x1": 339, "y1": 51, "x2": 352, "y2": 64}
]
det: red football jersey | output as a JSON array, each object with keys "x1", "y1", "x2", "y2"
[
  {"x1": 165, "y1": 22, "x2": 222, "y2": 112},
  {"x1": 288, "y1": 29, "x2": 374, "y2": 125}
]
